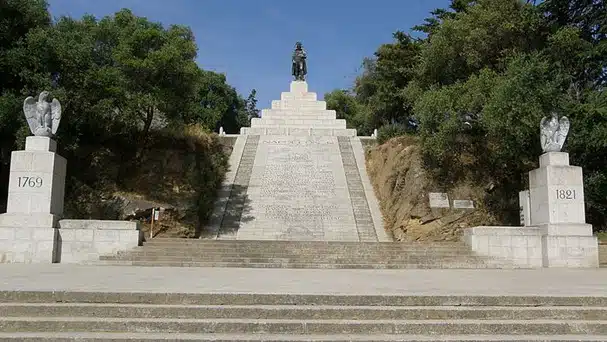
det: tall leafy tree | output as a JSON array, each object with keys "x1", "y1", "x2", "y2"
[{"x1": 245, "y1": 89, "x2": 260, "y2": 121}]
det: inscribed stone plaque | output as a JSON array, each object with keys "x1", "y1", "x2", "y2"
[
  {"x1": 240, "y1": 135, "x2": 358, "y2": 241},
  {"x1": 453, "y1": 199, "x2": 475, "y2": 209},
  {"x1": 429, "y1": 192, "x2": 450, "y2": 208}
]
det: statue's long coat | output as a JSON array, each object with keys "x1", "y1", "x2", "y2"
[{"x1": 292, "y1": 49, "x2": 307, "y2": 77}]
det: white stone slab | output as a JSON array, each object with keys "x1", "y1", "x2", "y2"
[
  {"x1": 261, "y1": 110, "x2": 337, "y2": 120},
  {"x1": 25, "y1": 136, "x2": 56, "y2": 152},
  {"x1": 453, "y1": 199, "x2": 475, "y2": 209},
  {"x1": 58, "y1": 219, "x2": 139, "y2": 230},
  {"x1": 528, "y1": 157, "x2": 586, "y2": 226},
  {"x1": 542, "y1": 235, "x2": 599, "y2": 268},
  {"x1": 237, "y1": 135, "x2": 359, "y2": 241},
  {"x1": 7, "y1": 150, "x2": 66, "y2": 216},
  {"x1": 463, "y1": 226, "x2": 543, "y2": 268},
  {"x1": 0, "y1": 227, "x2": 58, "y2": 263},
  {"x1": 281, "y1": 92, "x2": 317, "y2": 101},
  {"x1": 428, "y1": 192, "x2": 450, "y2": 208},
  {"x1": 289, "y1": 81, "x2": 308, "y2": 93}
]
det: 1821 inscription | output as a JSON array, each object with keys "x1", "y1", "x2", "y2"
[{"x1": 556, "y1": 189, "x2": 576, "y2": 200}]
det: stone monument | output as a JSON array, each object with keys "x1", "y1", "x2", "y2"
[
  {"x1": 0, "y1": 91, "x2": 142, "y2": 264},
  {"x1": 463, "y1": 113, "x2": 599, "y2": 268},
  {"x1": 206, "y1": 54, "x2": 389, "y2": 242},
  {"x1": 0, "y1": 92, "x2": 66, "y2": 262},
  {"x1": 530, "y1": 113, "x2": 596, "y2": 267}
]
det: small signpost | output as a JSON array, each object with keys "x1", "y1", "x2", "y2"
[{"x1": 150, "y1": 208, "x2": 160, "y2": 239}]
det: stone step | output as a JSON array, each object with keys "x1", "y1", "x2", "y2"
[
  {"x1": 251, "y1": 123, "x2": 347, "y2": 129},
  {"x1": 100, "y1": 255, "x2": 485, "y2": 264},
  {"x1": 280, "y1": 92, "x2": 318, "y2": 101},
  {"x1": 129, "y1": 249, "x2": 474, "y2": 256},
  {"x1": 90, "y1": 260, "x2": 507, "y2": 269},
  {"x1": 240, "y1": 127, "x2": 357, "y2": 136},
  {"x1": 271, "y1": 100, "x2": 327, "y2": 111},
  {"x1": 113, "y1": 250, "x2": 476, "y2": 258},
  {"x1": 260, "y1": 110, "x2": 337, "y2": 120},
  {"x1": 1, "y1": 332, "x2": 606, "y2": 341},
  {"x1": 3, "y1": 291, "x2": 605, "y2": 306},
  {"x1": 2, "y1": 303, "x2": 603, "y2": 320},
  {"x1": 250, "y1": 118, "x2": 347, "y2": 129},
  {"x1": 1, "y1": 317, "x2": 605, "y2": 335},
  {"x1": 140, "y1": 239, "x2": 470, "y2": 249},
  {"x1": 142, "y1": 239, "x2": 468, "y2": 246}
]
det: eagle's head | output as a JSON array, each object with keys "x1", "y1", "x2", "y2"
[{"x1": 38, "y1": 91, "x2": 50, "y2": 103}]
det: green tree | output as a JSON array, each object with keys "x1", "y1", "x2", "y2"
[
  {"x1": 245, "y1": 88, "x2": 260, "y2": 121},
  {"x1": 325, "y1": 89, "x2": 372, "y2": 135},
  {"x1": 353, "y1": 31, "x2": 421, "y2": 127}
]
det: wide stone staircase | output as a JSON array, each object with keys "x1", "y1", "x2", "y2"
[
  {"x1": 94, "y1": 239, "x2": 516, "y2": 268},
  {"x1": 0, "y1": 291, "x2": 605, "y2": 341}
]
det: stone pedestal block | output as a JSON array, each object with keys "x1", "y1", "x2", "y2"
[
  {"x1": 0, "y1": 227, "x2": 58, "y2": 263},
  {"x1": 542, "y1": 235, "x2": 599, "y2": 268},
  {"x1": 290, "y1": 81, "x2": 308, "y2": 93},
  {"x1": 6, "y1": 136, "x2": 66, "y2": 220},
  {"x1": 0, "y1": 137, "x2": 65, "y2": 263},
  {"x1": 529, "y1": 152, "x2": 585, "y2": 227}
]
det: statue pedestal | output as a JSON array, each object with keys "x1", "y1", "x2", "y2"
[
  {"x1": 463, "y1": 152, "x2": 598, "y2": 268},
  {"x1": 528, "y1": 152, "x2": 598, "y2": 267},
  {"x1": 0, "y1": 136, "x2": 66, "y2": 263}
]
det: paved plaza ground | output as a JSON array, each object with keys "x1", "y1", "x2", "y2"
[{"x1": 1, "y1": 264, "x2": 606, "y2": 296}]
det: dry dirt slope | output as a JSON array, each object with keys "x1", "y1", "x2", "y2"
[{"x1": 365, "y1": 136, "x2": 496, "y2": 242}]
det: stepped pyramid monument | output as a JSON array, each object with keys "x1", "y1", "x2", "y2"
[{"x1": 207, "y1": 42, "x2": 390, "y2": 242}]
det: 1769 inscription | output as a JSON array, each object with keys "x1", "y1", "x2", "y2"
[
  {"x1": 16, "y1": 176, "x2": 43, "y2": 188},
  {"x1": 555, "y1": 189, "x2": 576, "y2": 200}
]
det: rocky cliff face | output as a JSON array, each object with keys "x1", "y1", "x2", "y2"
[{"x1": 365, "y1": 136, "x2": 495, "y2": 242}]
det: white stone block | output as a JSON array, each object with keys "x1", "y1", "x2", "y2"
[
  {"x1": 0, "y1": 227, "x2": 58, "y2": 263},
  {"x1": 0, "y1": 213, "x2": 59, "y2": 228},
  {"x1": 333, "y1": 129, "x2": 357, "y2": 137},
  {"x1": 265, "y1": 127, "x2": 288, "y2": 135},
  {"x1": 541, "y1": 235, "x2": 599, "y2": 268},
  {"x1": 25, "y1": 136, "x2": 57, "y2": 152},
  {"x1": 6, "y1": 150, "x2": 66, "y2": 217},
  {"x1": 289, "y1": 81, "x2": 308, "y2": 93},
  {"x1": 453, "y1": 199, "x2": 474, "y2": 209},
  {"x1": 281, "y1": 92, "x2": 317, "y2": 101},
  {"x1": 429, "y1": 193, "x2": 450, "y2": 208},
  {"x1": 537, "y1": 223, "x2": 593, "y2": 236},
  {"x1": 58, "y1": 219, "x2": 140, "y2": 230},
  {"x1": 529, "y1": 164, "x2": 586, "y2": 226},
  {"x1": 463, "y1": 226, "x2": 543, "y2": 268},
  {"x1": 539, "y1": 152, "x2": 569, "y2": 167}
]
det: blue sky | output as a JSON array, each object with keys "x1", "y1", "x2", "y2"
[{"x1": 47, "y1": 0, "x2": 450, "y2": 108}]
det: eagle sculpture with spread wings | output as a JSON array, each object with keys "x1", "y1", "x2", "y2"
[
  {"x1": 23, "y1": 91, "x2": 62, "y2": 137},
  {"x1": 540, "y1": 112, "x2": 569, "y2": 153}
]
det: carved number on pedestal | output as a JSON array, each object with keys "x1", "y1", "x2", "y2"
[
  {"x1": 17, "y1": 176, "x2": 43, "y2": 188},
  {"x1": 556, "y1": 189, "x2": 576, "y2": 200}
]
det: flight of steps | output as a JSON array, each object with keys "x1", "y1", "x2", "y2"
[
  {"x1": 0, "y1": 291, "x2": 605, "y2": 341},
  {"x1": 94, "y1": 239, "x2": 517, "y2": 268}
]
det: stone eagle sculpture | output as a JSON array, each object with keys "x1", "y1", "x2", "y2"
[
  {"x1": 540, "y1": 112, "x2": 569, "y2": 153},
  {"x1": 23, "y1": 91, "x2": 62, "y2": 137}
]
